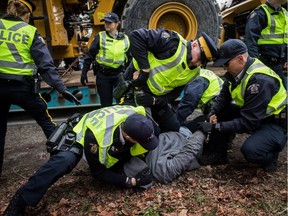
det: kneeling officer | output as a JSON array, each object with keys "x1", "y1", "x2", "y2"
[{"x1": 4, "y1": 105, "x2": 158, "y2": 215}]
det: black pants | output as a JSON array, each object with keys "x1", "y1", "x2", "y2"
[
  {"x1": 18, "y1": 150, "x2": 81, "y2": 206},
  {"x1": 151, "y1": 104, "x2": 180, "y2": 132},
  {"x1": 96, "y1": 71, "x2": 120, "y2": 107},
  {"x1": 0, "y1": 81, "x2": 56, "y2": 174}
]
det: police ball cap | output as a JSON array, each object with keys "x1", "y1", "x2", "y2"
[
  {"x1": 100, "y1": 12, "x2": 120, "y2": 23},
  {"x1": 213, "y1": 39, "x2": 248, "y2": 67},
  {"x1": 8, "y1": 0, "x2": 36, "y2": 13},
  {"x1": 123, "y1": 114, "x2": 158, "y2": 151}
]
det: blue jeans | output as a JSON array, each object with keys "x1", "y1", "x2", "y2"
[
  {"x1": 18, "y1": 151, "x2": 82, "y2": 206},
  {"x1": 241, "y1": 124, "x2": 286, "y2": 166}
]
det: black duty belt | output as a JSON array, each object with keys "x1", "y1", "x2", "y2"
[
  {"x1": 259, "y1": 54, "x2": 285, "y2": 65},
  {"x1": 98, "y1": 65, "x2": 123, "y2": 76}
]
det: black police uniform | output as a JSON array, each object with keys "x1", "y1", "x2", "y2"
[
  {"x1": 81, "y1": 32, "x2": 131, "y2": 107},
  {"x1": 0, "y1": 15, "x2": 68, "y2": 175},
  {"x1": 245, "y1": 2, "x2": 287, "y2": 87},
  {"x1": 122, "y1": 28, "x2": 215, "y2": 132},
  {"x1": 202, "y1": 57, "x2": 287, "y2": 168}
]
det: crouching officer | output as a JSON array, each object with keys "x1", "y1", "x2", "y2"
[
  {"x1": 4, "y1": 105, "x2": 158, "y2": 215},
  {"x1": 198, "y1": 39, "x2": 287, "y2": 172},
  {"x1": 0, "y1": 0, "x2": 80, "y2": 178},
  {"x1": 116, "y1": 28, "x2": 219, "y2": 132}
]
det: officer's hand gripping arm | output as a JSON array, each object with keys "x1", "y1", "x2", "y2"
[{"x1": 131, "y1": 69, "x2": 149, "y2": 88}]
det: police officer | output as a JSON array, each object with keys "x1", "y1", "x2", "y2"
[
  {"x1": 175, "y1": 69, "x2": 223, "y2": 132},
  {"x1": 244, "y1": 0, "x2": 287, "y2": 88},
  {"x1": 119, "y1": 28, "x2": 219, "y2": 132},
  {"x1": 4, "y1": 105, "x2": 158, "y2": 215},
  {"x1": 81, "y1": 12, "x2": 131, "y2": 107},
  {"x1": 0, "y1": 0, "x2": 80, "y2": 178},
  {"x1": 198, "y1": 39, "x2": 287, "y2": 172}
]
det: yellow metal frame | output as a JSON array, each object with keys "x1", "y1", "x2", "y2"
[
  {"x1": 220, "y1": 0, "x2": 263, "y2": 45},
  {"x1": 32, "y1": 0, "x2": 115, "y2": 59}
]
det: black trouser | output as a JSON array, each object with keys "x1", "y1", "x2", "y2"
[
  {"x1": 151, "y1": 104, "x2": 180, "y2": 132},
  {"x1": 0, "y1": 81, "x2": 56, "y2": 174},
  {"x1": 96, "y1": 71, "x2": 120, "y2": 107},
  {"x1": 203, "y1": 105, "x2": 241, "y2": 156},
  {"x1": 18, "y1": 150, "x2": 82, "y2": 206}
]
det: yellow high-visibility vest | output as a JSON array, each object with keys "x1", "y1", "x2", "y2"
[
  {"x1": 258, "y1": 4, "x2": 288, "y2": 45},
  {"x1": 96, "y1": 31, "x2": 130, "y2": 69},
  {"x1": 73, "y1": 105, "x2": 148, "y2": 168},
  {"x1": 230, "y1": 59, "x2": 287, "y2": 118},
  {"x1": 0, "y1": 19, "x2": 36, "y2": 76},
  {"x1": 133, "y1": 33, "x2": 200, "y2": 96},
  {"x1": 196, "y1": 69, "x2": 223, "y2": 112}
]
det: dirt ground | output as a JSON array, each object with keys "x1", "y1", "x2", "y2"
[{"x1": 0, "y1": 114, "x2": 287, "y2": 216}]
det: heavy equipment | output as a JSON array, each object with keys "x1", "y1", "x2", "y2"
[{"x1": 1, "y1": 0, "x2": 267, "y2": 111}]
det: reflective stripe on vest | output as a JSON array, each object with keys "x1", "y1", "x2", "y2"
[
  {"x1": 0, "y1": 19, "x2": 36, "y2": 76},
  {"x1": 132, "y1": 33, "x2": 200, "y2": 96},
  {"x1": 96, "y1": 31, "x2": 130, "y2": 69},
  {"x1": 73, "y1": 105, "x2": 148, "y2": 168},
  {"x1": 258, "y1": 4, "x2": 288, "y2": 45},
  {"x1": 197, "y1": 69, "x2": 223, "y2": 112},
  {"x1": 229, "y1": 59, "x2": 287, "y2": 117}
]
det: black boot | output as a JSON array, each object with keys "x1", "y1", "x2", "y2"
[
  {"x1": 198, "y1": 152, "x2": 229, "y2": 165},
  {"x1": 261, "y1": 154, "x2": 279, "y2": 173},
  {"x1": 3, "y1": 192, "x2": 27, "y2": 216}
]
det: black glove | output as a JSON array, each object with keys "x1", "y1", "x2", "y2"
[
  {"x1": 135, "y1": 167, "x2": 153, "y2": 187},
  {"x1": 131, "y1": 70, "x2": 149, "y2": 88},
  {"x1": 135, "y1": 92, "x2": 155, "y2": 107},
  {"x1": 80, "y1": 71, "x2": 88, "y2": 86},
  {"x1": 197, "y1": 122, "x2": 214, "y2": 134},
  {"x1": 61, "y1": 90, "x2": 81, "y2": 105}
]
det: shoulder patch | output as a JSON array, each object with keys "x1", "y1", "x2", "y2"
[
  {"x1": 247, "y1": 83, "x2": 260, "y2": 94},
  {"x1": 249, "y1": 12, "x2": 257, "y2": 19},
  {"x1": 38, "y1": 36, "x2": 46, "y2": 44},
  {"x1": 161, "y1": 31, "x2": 170, "y2": 39}
]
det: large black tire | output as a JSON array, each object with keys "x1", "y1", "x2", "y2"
[{"x1": 121, "y1": 0, "x2": 222, "y2": 43}]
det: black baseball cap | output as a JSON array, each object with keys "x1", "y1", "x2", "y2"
[
  {"x1": 8, "y1": 0, "x2": 36, "y2": 13},
  {"x1": 123, "y1": 114, "x2": 158, "y2": 151},
  {"x1": 213, "y1": 39, "x2": 248, "y2": 67},
  {"x1": 100, "y1": 12, "x2": 120, "y2": 23},
  {"x1": 197, "y1": 32, "x2": 219, "y2": 64}
]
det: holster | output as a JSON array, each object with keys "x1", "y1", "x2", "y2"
[
  {"x1": 113, "y1": 73, "x2": 131, "y2": 100},
  {"x1": 46, "y1": 113, "x2": 83, "y2": 154},
  {"x1": 55, "y1": 132, "x2": 82, "y2": 155},
  {"x1": 46, "y1": 122, "x2": 68, "y2": 153}
]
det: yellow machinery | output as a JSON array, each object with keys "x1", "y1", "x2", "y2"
[
  {"x1": 1, "y1": 0, "x2": 269, "y2": 63},
  {"x1": 1, "y1": 0, "x2": 272, "y2": 109}
]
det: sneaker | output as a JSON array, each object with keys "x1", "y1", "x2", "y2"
[
  {"x1": 262, "y1": 161, "x2": 278, "y2": 173},
  {"x1": 198, "y1": 153, "x2": 229, "y2": 165},
  {"x1": 3, "y1": 192, "x2": 27, "y2": 216}
]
